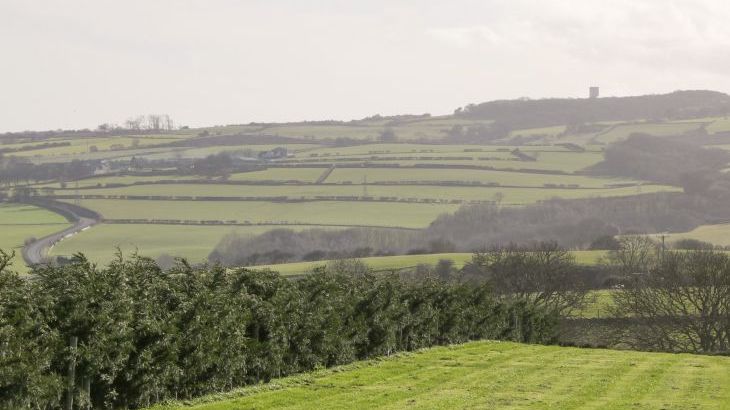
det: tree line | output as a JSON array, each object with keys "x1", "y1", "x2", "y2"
[{"x1": 0, "y1": 250, "x2": 557, "y2": 409}]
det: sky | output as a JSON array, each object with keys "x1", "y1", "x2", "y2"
[{"x1": 1, "y1": 0, "x2": 730, "y2": 132}]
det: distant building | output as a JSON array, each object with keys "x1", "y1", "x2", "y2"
[{"x1": 589, "y1": 86, "x2": 600, "y2": 99}]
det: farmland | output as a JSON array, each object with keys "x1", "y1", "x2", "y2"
[
  {"x1": 249, "y1": 250, "x2": 607, "y2": 276},
  {"x1": 53, "y1": 182, "x2": 676, "y2": 203},
  {"x1": 157, "y1": 341, "x2": 730, "y2": 410},
  {"x1": 0, "y1": 203, "x2": 70, "y2": 272},
  {"x1": 3, "y1": 95, "x2": 728, "y2": 267},
  {"x1": 48, "y1": 224, "x2": 339, "y2": 265}
]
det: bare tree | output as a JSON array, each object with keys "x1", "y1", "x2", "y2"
[
  {"x1": 606, "y1": 235, "x2": 658, "y2": 274},
  {"x1": 147, "y1": 114, "x2": 162, "y2": 131},
  {"x1": 612, "y1": 250, "x2": 730, "y2": 353},
  {"x1": 461, "y1": 242, "x2": 588, "y2": 316}
]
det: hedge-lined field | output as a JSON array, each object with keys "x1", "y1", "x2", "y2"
[
  {"x1": 52, "y1": 183, "x2": 677, "y2": 204},
  {"x1": 157, "y1": 341, "x2": 730, "y2": 410},
  {"x1": 47, "y1": 223, "x2": 340, "y2": 265},
  {"x1": 249, "y1": 251, "x2": 607, "y2": 276},
  {"x1": 325, "y1": 167, "x2": 640, "y2": 187},
  {"x1": 61, "y1": 199, "x2": 457, "y2": 229}
]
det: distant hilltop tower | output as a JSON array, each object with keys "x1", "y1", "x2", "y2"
[{"x1": 589, "y1": 86, "x2": 600, "y2": 99}]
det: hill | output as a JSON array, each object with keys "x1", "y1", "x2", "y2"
[
  {"x1": 155, "y1": 341, "x2": 730, "y2": 410},
  {"x1": 457, "y1": 90, "x2": 730, "y2": 128}
]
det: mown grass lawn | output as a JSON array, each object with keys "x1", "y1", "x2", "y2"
[{"x1": 154, "y1": 341, "x2": 730, "y2": 410}]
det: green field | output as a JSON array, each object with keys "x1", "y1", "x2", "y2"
[
  {"x1": 156, "y1": 341, "x2": 730, "y2": 410},
  {"x1": 593, "y1": 122, "x2": 704, "y2": 144},
  {"x1": 249, "y1": 250, "x2": 607, "y2": 276},
  {"x1": 58, "y1": 183, "x2": 677, "y2": 204},
  {"x1": 48, "y1": 223, "x2": 336, "y2": 265},
  {"x1": 656, "y1": 223, "x2": 730, "y2": 247},
  {"x1": 0, "y1": 203, "x2": 70, "y2": 272},
  {"x1": 64, "y1": 199, "x2": 456, "y2": 229},
  {"x1": 325, "y1": 167, "x2": 640, "y2": 187}
]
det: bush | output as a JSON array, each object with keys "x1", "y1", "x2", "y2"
[{"x1": 0, "y1": 251, "x2": 559, "y2": 408}]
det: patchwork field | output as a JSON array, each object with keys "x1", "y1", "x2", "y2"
[
  {"x1": 156, "y1": 341, "x2": 730, "y2": 410},
  {"x1": 6, "y1": 113, "x2": 705, "y2": 266}
]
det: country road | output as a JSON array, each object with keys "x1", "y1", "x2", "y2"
[{"x1": 20, "y1": 199, "x2": 101, "y2": 266}]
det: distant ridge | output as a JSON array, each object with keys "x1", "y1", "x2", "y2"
[{"x1": 456, "y1": 90, "x2": 730, "y2": 127}]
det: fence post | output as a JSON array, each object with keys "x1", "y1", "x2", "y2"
[{"x1": 65, "y1": 336, "x2": 78, "y2": 410}]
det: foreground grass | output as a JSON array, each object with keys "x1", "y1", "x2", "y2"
[{"x1": 153, "y1": 341, "x2": 730, "y2": 410}]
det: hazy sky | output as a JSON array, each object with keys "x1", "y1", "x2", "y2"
[{"x1": 2, "y1": 0, "x2": 730, "y2": 132}]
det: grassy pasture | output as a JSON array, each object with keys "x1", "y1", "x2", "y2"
[
  {"x1": 325, "y1": 167, "x2": 639, "y2": 187},
  {"x1": 0, "y1": 203, "x2": 71, "y2": 273},
  {"x1": 66, "y1": 199, "x2": 457, "y2": 229},
  {"x1": 285, "y1": 151, "x2": 606, "y2": 173},
  {"x1": 295, "y1": 143, "x2": 541, "y2": 158},
  {"x1": 706, "y1": 117, "x2": 730, "y2": 134},
  {"x1": 249, "y1": 250, "x2": 607, "y2": 276},
  {"x1": 48, "y1": 223, "x2": 333, "y2": 265},
  {"x1": 55, "y1": 183, "x2": 678, "y2": 204},
  {"x1": 10, "y1": 136, "x2": 183, "y2": 159},
  {"x1": 593, "y1": 122, "x2": 703, "y2": 144},
  {"x1": 133, "y1": 144, "x2": 320, "y2": 161},
  {"x1": 657, "y1": 223, "x2": 730, "y2": 247},
  {"x1": 34, "y1": 168, "x2": 326, "y2": 189},
  {"x1": 262, "y1": 125, "x2": 382, "y2": 140},
  {"x1": 509, "y1": 125, "x2": 567, "y2": 138},
  {"x1": 157, "y1": 341, "x2": 730, "y2": 410},
  {"x1": 228, "y1": 168, "x2": 325, "y2": 183}
]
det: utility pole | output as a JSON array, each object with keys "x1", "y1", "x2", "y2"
[{"x1": 660, "y1": 233, "x2": 667, "y2": 262}]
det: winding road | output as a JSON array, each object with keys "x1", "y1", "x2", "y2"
[{"x1": 20, "y1": 199, "x2": 101, "y2": 266}]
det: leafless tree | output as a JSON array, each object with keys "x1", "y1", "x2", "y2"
[
  {"x1": 612, "y1": 250, "x2": 730, "y2": 353},
  {"x1": 147, "y1": 114, "x2": 162, "y2": 131},
  {"x1": 462, "y1": 241, "x2": 588, "y2": 316},
  {"x1": 606, "y1": 235, "x2": 658, "y2": 274}
]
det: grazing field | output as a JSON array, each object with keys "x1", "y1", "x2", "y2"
[
  {"x1": 0, "y1": 203, "x2": 70, "y2": 272},
  {"x1": 593, "y1": 122, "x2": 704, "y2": 144},
  {"x1": 325, "y1": 167, "x2": 640, "y2": 187},
  {"x1": 63, "y1": 199, "x2": 456, "y2": 229},
  {"x1": 249, "y1": 250, "x2": 607, "y2": 276},
  {"x1": 48, "y1": 223, "x2": 335, "y2": 265},
  {"x1": 56, "y1": 183, "x2": 678, "y2": 204},
  {"x1": 10, "y1": 135, "x2": 188, "y2": 159},
  {"x1": 660, "y1": 223, "x2": 730, "y2": 247},
  {"x1": 157, "y1": 341, "x2": 730, "y2": 410}
]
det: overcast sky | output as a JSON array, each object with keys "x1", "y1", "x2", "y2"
[{"x1": 2, "y1": 0, "x2": 730, "y2": 132}]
